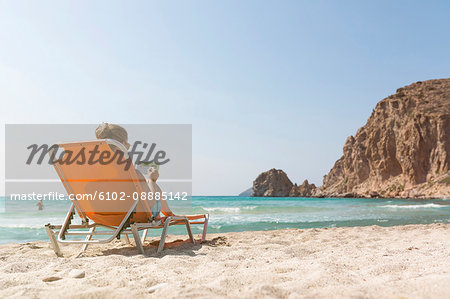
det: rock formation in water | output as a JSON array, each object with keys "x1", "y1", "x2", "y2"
[
  {"x1": 238, "y1": 187, "x2": 253, "y2": 197},
  {"x1": 252, "y1": 169, "x2": 315, "y2": 197},
  {"x1": 290, "y1": 180, "x2": 316, "y2": 197},
  {"x1": 316, "y1": 79, "x2": 450, "y2": 198},
  {"x1": 252, "y1": 169, "x2": 293, "y2": 197}
]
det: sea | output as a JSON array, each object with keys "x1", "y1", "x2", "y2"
[{"x1": 0, "y1": 196, "x2": 449, "y2": 244}]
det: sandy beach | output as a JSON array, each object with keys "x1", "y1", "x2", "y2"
[{"x1": 0, "y1": 223, "x2": 448, "y2": 298}]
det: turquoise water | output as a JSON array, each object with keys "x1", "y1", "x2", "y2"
[{"x1": 0, "y1": 196, "x2": 449, "y2": 244}]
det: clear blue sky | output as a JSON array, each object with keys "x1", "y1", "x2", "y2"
[{"x1": 1, "y1": 0, "x2": 449, "y2": 195}]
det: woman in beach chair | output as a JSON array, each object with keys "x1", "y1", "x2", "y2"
[
  {"x1": 94, "y1": 123, "x2": 175, "y2": 220},
  {"x1": 44, "y1": 123, "x2": 208, "y2": 256}
]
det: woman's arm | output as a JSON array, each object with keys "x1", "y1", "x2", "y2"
[
  {"x1": 160, "y1": 198, "x2": 174, "y2": 216},
  {"x1": 147, "y1": 167, "x2": 175, "y2": 217},
  {"x1": 148, "y1": 180, "x2": 174, "y2": 216}
]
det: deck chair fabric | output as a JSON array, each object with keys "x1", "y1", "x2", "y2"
[{"x1": 44, "y1": 139, "x2": 208, "y2": 256}]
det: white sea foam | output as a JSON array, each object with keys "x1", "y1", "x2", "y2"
[
  {"x1": 380, "y1": 203, "x2": 445, "y2": 209},
  {"x1": 0, "y1": 224, "x2": 43, "y2": 229},
  {"x1": 202, "y1": 206, "x2": 257, "y2": 213}
]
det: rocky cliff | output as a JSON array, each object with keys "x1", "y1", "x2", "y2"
[
  {"x1": 316, "y1": 79, "x2": 450, "y2": 198},
  {"x1": 251, "y1": 79, "x2": 450, "y2": 198}
]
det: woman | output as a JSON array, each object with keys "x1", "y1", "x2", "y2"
[{"x1": 95, "y1": 122, "x2": 174, "y2": 218}]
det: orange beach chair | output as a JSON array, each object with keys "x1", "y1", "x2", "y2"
[{"x1": 44, "y1": 139, "x2": 208, "y2": 256}]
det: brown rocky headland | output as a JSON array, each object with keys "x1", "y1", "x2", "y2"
[{"x1": 250, "y1": 79, "x2": 450, "y2": 199}]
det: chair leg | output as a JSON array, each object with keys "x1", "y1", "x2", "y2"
[
  {"x1": 123, "y1": 233, "x2": 131, "y2": 244},
  {"x1": 79, "y1": 226, "x2": 95, "y2": 255},
  {"x1": 157, "y1": 218, "x2": 171, "y2": 254},
  {"x1": 141, "y1": 229, "x2": 148, "y2": 244},
  {"x1": 185, "y1": 218, "x2": 195, "y2": 244},
  {"x1": 45, "y1": 224, "x2": 63, "y2": 257},
  {"x1": 131, "y1": 224, "x2": 145, "y2": 255},
  {"x1": 202, "y1": 216, "x2": 209, "y2": 242}
]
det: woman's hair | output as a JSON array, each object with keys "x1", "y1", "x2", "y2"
[{"x1": 95, "y1": 123, "x2": 128, "y2": 144}]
